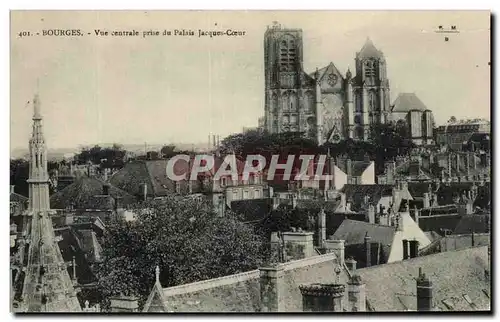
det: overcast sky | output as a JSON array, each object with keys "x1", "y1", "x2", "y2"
[{"x1": 11, "y1": 10, "x2": 490, "y2": 150}]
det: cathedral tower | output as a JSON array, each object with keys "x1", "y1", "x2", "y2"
[
  {"x1": 264, "y1": 22, "x2": 317, "y2": 140},
  {"x1": 12, "y1": 94, "x2": 82, "y2": 312},
  {"x1": 351, "y1": 38, "x2": 391, "y2": 140}
]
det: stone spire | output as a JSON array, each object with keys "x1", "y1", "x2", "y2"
[
  {"x1": 27, "y1": 94, "x2": 50, "y2": 211},
  {"x1": 14, "y1": 94, "x2": 82, "y2": 312}
]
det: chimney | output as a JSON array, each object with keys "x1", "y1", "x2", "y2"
[
  {"x1": 299, "y1": 282, "x2": 345, "y2": 312},
  {"x1": 109, "y1": 295, "x2": 139, "y2": 312},
  {"x1": 364, "y1": 233, "x2": 371, "y2": 268},
  {"x1": 103, "y1": 183, "x2": 110, "y2": 196},
  {"x1": 259, "y1": 266, "x2": 284, "y2": 312},
  {"x1": 423, "y1": 192, "x2": 430, "y2": 208},
  {"x1": 346, "y1": 159, "x2": 352, "y2": 177},
  {"x1": 10, "y1": 185, "x2": 14, "y2": 194},
  {"x1": 416, "y1": 268, "x2": 433, "y2": 311},
  {"x1": 143, "y1": 183, "x2": 148, "y2": 201},
  {"x1": 402, "y1": 239, "x2": 409, "y2": 260},
  {"x1": 317, "y1": 209, "x2": 326, "y2": 248},
  {"x1": 345, "y1": 258, "x2": 357, "y2": 274},
  {"x1": 367, "y1": 204, "x2": 375, "y2": 224},
  {"x1": 347, "y1": 275, "x2": 366, "y2": 312},
  {"x1": 324, "y1": 239, "x2": 345, "y2": 266},
  {"x1": 414, "y1": 206, "x2": 420, "y2": 225},
  {"x1": 282, "y1": 231, "x2": 315, "y2": 260},
  {"x1": 409, "y1": 240, "x2": 419, "y2": 258}
]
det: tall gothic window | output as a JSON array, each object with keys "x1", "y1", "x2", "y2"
[
  {"x1": 355, "y1": 91, "x2": 362, "y2": 113},
  {"x1": 368, "y1": 91, "x2": 377, "y2": 112},
  {"x1": 289, "y1": 93, "x2": 298, "y2": 112}
]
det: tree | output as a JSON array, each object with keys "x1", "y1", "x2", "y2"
[
  {"x1": 74, "y1": 144, "x2": 127, "y2": 169},
  {"x1": 448, "y1": 116, "x2": 457, "y2": 124},
  {"x1": 94, "y1": 196, "x2": 267, "y2": 310},
  {"x1": 160, "y1": 145, "x2": 177, "y2": 159},
  {"x1": 219, "y1": 130, "x2": 319, "y2": 161}
]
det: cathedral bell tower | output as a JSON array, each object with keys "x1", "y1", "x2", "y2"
[
  {"x1": 351, "y1": 38, "x2": 391, "y2": 140},
  {"x1": 264, "y1": 22, "x2": 317, "y2": 139}
]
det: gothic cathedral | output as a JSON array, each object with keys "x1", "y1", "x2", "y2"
[{"x1": 264, "y1": 22, "x2": 391, "y2": 145}]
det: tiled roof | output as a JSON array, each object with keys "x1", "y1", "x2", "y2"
[
  {"x1": 332, "y1": 219, "x2": 396, "y2": 248},
  {"x1": 10, "y1": 192, "x2": 28, "y2": 203},
  {"x1": 407, "y1": 182, "x2": 432, "y2": 199},
  {"x1": 419, "y1": 233, "x2": 490, "y2": 256},
  {"x1": 144, "y1": 253, "x2": 348, "y2": 312},
  {"x1": 452, "y1": 214, "x2": 490, "y2": 235},
  {"x1": 356, "y1": 246, "x2": 490, "y2": 311},
  {"x1": 391, "y1": 93, "x2": 429, "y2": 113},
  {"x1": 418, "y1": 214, "x2": 463, "y2": 234},
  {"x1": 50, "y1": 177, "x2": 137, "y2": 209}
]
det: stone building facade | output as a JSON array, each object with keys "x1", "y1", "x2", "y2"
[{"x1": 263, "y1": 22, "x2": 435, "y2": 146}]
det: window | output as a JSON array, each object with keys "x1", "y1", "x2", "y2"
[
  {"x1": 175, "y1": 182, "x2": 181, "y2": 193},
  {"x1": 221, "y1": 177, "x2": 227, "y2": 187},
  {"x1": 248, "y1": 174, "x2": 255, "y2": 185},
  {"x1": 365, "y1": 60, "x2": 376, "y2": 78},
  {"x1": 280, "y1": 35, "x2": 297, "y2": 71},
  {"x1": 243, "y1": 190, "x2": 249, "y2": 199},
  {"x1": 254, "y1": 189, "x2": 260, "y2": 198}
]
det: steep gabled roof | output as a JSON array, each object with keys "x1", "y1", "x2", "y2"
[
  {"x1": 357, "y1": 38, "x2": 384, "y2": 59},
  {"x1": 453, "y1": 214, "x2": 490, "y2": 235},
  {"x1": 332, "y1": 219, "x2": 396, "y2": 248},
  {"x1": 356, "y1": 246, "x2": 490, "y2": 311},
  {"x1": 10, "y1": 192, "x2": 28, "y2": 204},
  {"x1": 391, "y1": 93, "x2": 429, "y2": 113},
  {"x1": 308, "y1": 62, "x2": 345, "y2": 82},
  {"x1": 50, "y1": 177, "x2": 136, "y2": 209}
]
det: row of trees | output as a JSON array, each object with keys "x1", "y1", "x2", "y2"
[{"x1": 218, "y1": 123, "x2": 415, "y2": 175}]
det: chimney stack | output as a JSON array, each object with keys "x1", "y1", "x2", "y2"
[
  {"x1": 413, "y1": 206, "x2": 420, "y2": 225},
  {"x1": 346, "y1": 159, "x2": 352, "y2": 177},
  {"x1": 364, "y1": 233, "x2": 371, "y2": 268},
  {"x1": 282, "y1": 231, "x2": 314, "y2": 260},
  {"x1": 259, "y1": 266, "x2": 284, "y2": 312},
  {"x1": 402, "y1": 239, "x2": 409, "y2": 260},
  {"x1": 367, "y1": 204, "x2": 375, "y2": 224},
  {"x1": 324, "y1": 239, "x2": 345, "y2": 266},
  {"x1": 317, "y1": 209, "x2": 326, "y2": 248},
  {"x1": 345, "y1": 258, "x2": 357, "y2": 274},
  {"x1": 299, "y1": 283, "x2": 345, "y2": 312},
  {"x1": 10, "y1": 185, "x2": 14, "y2": 194},
  {"x1": 416, "y1": 268, "x2": 433, "y2": 311},
  {"x1": 347, "y1": 275, "x2": 366, "y2": 312},
  {"x1": 423, "y1": 192, "x2": 430, "y2": 208}
]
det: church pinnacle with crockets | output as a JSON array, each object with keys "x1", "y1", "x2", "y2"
[{"x1": 11, "y1": 94, "x2": 82, "y2": 312}]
